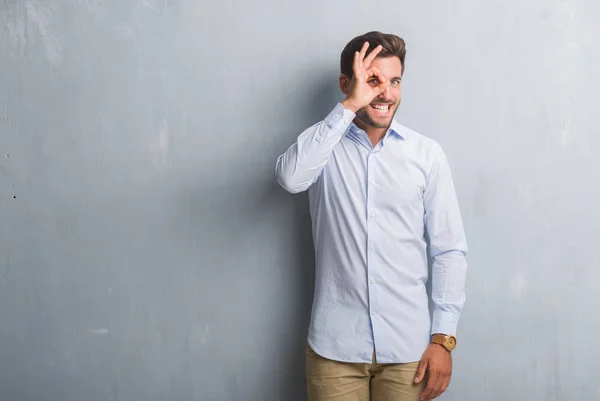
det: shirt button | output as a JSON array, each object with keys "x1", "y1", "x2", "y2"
[
  {"x1": 371, "y1": 310, "x2": 376, "y2": 316},
  {"x1": 371, "y1": 180, "x2": 376, "y2": 185},
  {"x1": 370, "y1": 246, "x2": 375, "y2": 251},
  {"x1": 344, "y1": 119, "x2": 349, "y2": 123},
  {"x1": 371, "y1": 279, "x2": 376, "y2": 284},
  {"x1": 335, "y1": 114, "x2": 340, "y2": 119},
  {"x1": 370, "y1": 213, "x2": 376, "y2": 218}
]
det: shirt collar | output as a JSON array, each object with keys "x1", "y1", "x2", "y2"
[
  {"x1": 389, "y1": 119, "x2": 406, "y2": 139},
  {"x1": 348, "y1": 119, "x2": 407, "y2": 140}
]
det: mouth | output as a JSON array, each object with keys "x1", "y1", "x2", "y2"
[{"x1": 370, "y1": 103, "x2": 393, "y2": 117}]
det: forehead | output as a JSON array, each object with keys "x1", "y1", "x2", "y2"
[{"x1": 371, "y1": 56, "x2": 402, "y2": 77}]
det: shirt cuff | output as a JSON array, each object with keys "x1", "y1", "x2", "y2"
[
  {"x1": 431, "y1": 309, "x2": 460, "y2": 336},
  {"x1": 324, "y1": 102, "x2": 355, "y2": 130}
]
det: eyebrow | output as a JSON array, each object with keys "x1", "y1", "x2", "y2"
[
  {"x1": 369, "y1": 76, "x2": 403, "y2": 83},
  {"x1": 370, "y1": 76, "x2": 403, "y2": 82}
]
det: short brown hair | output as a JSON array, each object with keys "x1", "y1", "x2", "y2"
[{"x1": 340, "y1": 31, "x2": 406, "y2": 78}]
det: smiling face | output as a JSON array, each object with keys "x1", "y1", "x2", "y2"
[{"x1": 354, "y1": 56, "x2": 403, "y2": 130}]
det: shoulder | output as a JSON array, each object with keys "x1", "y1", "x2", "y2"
[{"x1": 392, "y1": 121, "x2": 445, "y2": 158}]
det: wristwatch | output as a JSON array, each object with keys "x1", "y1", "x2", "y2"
[{"x1": 431, "y1": 334, "x2": 457, "y2": 352}]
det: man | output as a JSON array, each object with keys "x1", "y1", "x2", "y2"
[{"x1": 276, "y1": 31, "x2": 468, "y2": 401}]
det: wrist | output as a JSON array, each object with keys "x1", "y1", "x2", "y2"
[
  {"x1": 341, "y1": 98, "x2": 360, "y2": 113},
  {"x1": 431, "y1": 333, "x2": 457, "y2": 352},
  {"x1": 430, "y1": 343, "x2": 447, "y2": 352}
]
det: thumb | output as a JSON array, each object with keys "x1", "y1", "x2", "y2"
[
  {"x1": 414, "y1": 359, "x2": 428, "y2": 384},
  {"x1": 375, "y1": 81, "x2": 390, "y2": 95}
]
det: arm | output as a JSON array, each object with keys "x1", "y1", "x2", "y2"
[
  {"x1": 276, "y1": 41, "x2": 389, "y2": 194},
  {"x1": 275, "y1": 104, "x2": 355, "y2": 193},
  {"x1": 424, "y1": 142, "x2": 468, "y2": 337},
  {"x1": 414, "y1": 142, "x2": 467, "y2": 401}
]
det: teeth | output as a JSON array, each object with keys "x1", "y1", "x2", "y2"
[{"x1": 373, "y1": 105, "x2": 389, "y2": 112}]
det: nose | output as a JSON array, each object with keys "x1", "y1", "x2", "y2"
[{"x1": 377, "y1": 84, "x2": 393, "y2": 101}]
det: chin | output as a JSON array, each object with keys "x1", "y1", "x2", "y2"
[
  {"x1": 357, "y1": 105, "x2": 398, "y2": 129},
  {"x1": 365, "y1": 114, "x2": 394, "y2": 129}
]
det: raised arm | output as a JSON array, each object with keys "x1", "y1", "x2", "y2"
[{"x1": 276, "y1": 42, "x2": 389, "y2": 193}]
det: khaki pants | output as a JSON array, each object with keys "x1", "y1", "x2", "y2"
[{"x1": 306, "y1": 344, "x2": 426, "y2": 401}]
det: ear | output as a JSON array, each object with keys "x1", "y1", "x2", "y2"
[{"x1": 339, "y1": 74, "x2": 351, "y2": 95}]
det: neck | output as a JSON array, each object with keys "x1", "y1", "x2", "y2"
[{"x1": 354, "y1": 118, "x2": 389, "y2": 147}]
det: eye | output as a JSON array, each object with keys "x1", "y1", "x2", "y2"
[
  {"x1": 391, "y1": 79, "x2": 401, "y2": 85},
  {"x1": 368, "y1": 79, "x2": 379, "y2": 85}
]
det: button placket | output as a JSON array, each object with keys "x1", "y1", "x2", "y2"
[{"x1": 366, "y1": 152, "x2": 379, "y2": 325}]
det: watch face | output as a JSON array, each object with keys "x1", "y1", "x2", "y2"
[{"x1": 446, "y1": 337, "x2": 457, "y2": 349}]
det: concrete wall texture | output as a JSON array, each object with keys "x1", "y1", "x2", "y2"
[{"x1": 1, "y1": 1, "x2": 599, "y2": 400}]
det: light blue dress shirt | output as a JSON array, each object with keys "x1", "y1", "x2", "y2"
[{"x1": 276, "y1": 103, "x2": 468, "y2": 364}]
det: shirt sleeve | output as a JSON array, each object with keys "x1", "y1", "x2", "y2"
[
  {"x1": 275, "y1": 103, "x2": 355, "y2": 193},
  {"x1": 423, "y1": 141, "x2": 468, "y2": 336}
]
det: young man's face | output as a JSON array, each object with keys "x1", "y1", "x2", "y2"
[{"x1": 355, "y1": 56, "x2": 403, "y2": 129}]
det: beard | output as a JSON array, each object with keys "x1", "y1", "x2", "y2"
[{"x1": 355, "y1": 101, "x2": 400, "y2": 129}]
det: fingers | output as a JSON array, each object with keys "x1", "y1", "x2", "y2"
[
  {"x1": 356, "y1": 42, "x2": 383, "y2": 73},
  {"x1": 439, "y1": 376, "x2": 451, "y2": 398},
  {"x1": 414, "y1": 359, "x2": 428, "y2": 384},
  {"x1": 358, "y1": 41, "x2": 369, "y2": 67},
  {"x1": 367, "y1": 66, "x2": 389, "y2": 95},
  {"x1": 363, "y1": 44, "x2": 383, "y2": 67},
  {"x1": 352, "y1": 43, "x2": 368, "y2": 80},
  {"x1": 367, "y1": 66, "x2": 386, "y2": 83},
  {"x1": 429, "y1": 375, "x2": 449, "y2": 400},
  {"x1": 364, "y1": 69, "x2": 389, "y2": 98},
  {"x1": 418, "y1": 346, "x2": 452, "y2": 400},
  {"x1": 347, "y1": 42, "x2": 388, "y2": 106},
  {"x1": 377, "y1": 82, "x2": 390, "y2": 96},
  {"x1": 353, "y1": 50, "x2": 360, "y2": 76},
  {"x1": 352, "y1": 42, "x2": 369, "y2": 80},
  {"x1": 354, "y1": 42, "x2": 384, "y2": 84},
  {"x1": 420, "y1": 371, "x2": 440, "y2": 401}
]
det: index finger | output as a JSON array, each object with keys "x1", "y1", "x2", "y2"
[
  {"x1": 430, "y1": 378, "x2": 446, "y2": 400},
  {"x1": 363, "y1": 44, "x2": 383, "y2": 68},
  {"x1": 432, "y1": 375, "x2": 451, "y2": 399},
  {"x1": 420, "y1": 374, "x2": 439, "y2": 401},
  {"x1": 367, "y1": 66, "x2": 386, "y2": 83}
]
